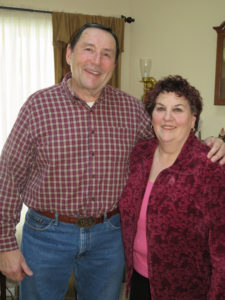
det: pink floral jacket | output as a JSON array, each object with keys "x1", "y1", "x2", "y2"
[{"x1": 119, "y1": 133, "x2": 225, "y2": 299}]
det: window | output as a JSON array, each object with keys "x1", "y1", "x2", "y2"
[{"x1": 0, "y1": 9, "x2": 54, "y2": 149}]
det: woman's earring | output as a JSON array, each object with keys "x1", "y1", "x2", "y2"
[{"x1": 150, "y1": 123, "x2": 155, "y2": 135}]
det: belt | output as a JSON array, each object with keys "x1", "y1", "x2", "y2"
[{"x1": 36, "y1": 207, "x2": 119, "y2": 228}]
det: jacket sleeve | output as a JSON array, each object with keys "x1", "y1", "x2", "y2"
[
  {"x1": 206, "y1": 162, "x2": 225, "y2": 299},
  {"x1": 0, "y1": 102, "x2": 34, "y2": 251}
]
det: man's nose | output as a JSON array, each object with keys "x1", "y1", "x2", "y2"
[{"x1": 92, "y1": 53, "x2": 101, "y2": 65}]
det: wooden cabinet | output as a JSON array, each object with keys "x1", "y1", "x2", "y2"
[
  {"x1": 0, "y1": 272, "x2": 6, "y2": 300},
  {"x1": 213, "y1": 21, "x2": 225, "y2": 105}
]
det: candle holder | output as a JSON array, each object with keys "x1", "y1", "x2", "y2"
[{"x1": 140, "y1": 58, "x2": 157, "y2": 103}]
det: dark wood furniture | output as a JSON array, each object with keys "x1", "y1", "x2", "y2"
[
  {"x1": 213, "y1": 21, "x2": 225, "y2": 105},
  {"x1": 0, "y1": 272, "x2": 6, "y2": 300}
]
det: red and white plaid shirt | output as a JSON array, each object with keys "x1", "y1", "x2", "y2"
[{"x1": 0, "y1": 72, "x2": 153, "y2": 251}]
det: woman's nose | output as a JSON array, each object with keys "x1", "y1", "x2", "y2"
[{"x1": 163, "y1": 110, "x2": 173, "y2": 120}]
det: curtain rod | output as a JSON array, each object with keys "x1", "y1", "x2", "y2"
[
  {"x1": 0, "y1": 6, "x2": 52, "y2": 14},
  {"x1": 0, "y1": 6, "x2": 135, "y2": 23}
]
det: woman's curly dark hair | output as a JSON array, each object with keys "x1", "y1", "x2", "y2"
[{"x1": 145, "y1": 75, "x2": 203, "y2": 131}]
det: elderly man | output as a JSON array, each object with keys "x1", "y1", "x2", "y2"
[{"x1": 0, "y1": 23, "x2": 225, "y2": 300}]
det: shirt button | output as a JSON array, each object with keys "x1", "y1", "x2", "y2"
[
  {"x1": 91, "y1": 130, "x2": 95, "y2": 134},
  {"x1": 92, "y1": 151, "x2": 95, "y2": 156},
  {"x1": 92, "y1": 174, "x2": 95, "y2": 178},
  {"x1": 91, "y1": 197, "x2": 95, "y2": 201}
]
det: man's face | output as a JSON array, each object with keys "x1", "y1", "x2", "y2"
[{"x1": 66, "y1": 27, "x2": 116, "y2": 101}]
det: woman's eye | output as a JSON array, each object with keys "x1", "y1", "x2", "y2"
[
  {"x1": 173, "y1": 108, "x2": 182, "y2": 112},
  {"x1": 156, "y1": 107, "x2": 165, "y2": 111}
]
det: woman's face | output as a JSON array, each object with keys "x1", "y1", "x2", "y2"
[{"x1": 152, "y1": 92, "x2": 196, "y2": 145}]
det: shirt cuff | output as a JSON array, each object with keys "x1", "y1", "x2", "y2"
[{"x1": 0, "y1": 235, "x2": 19, "y2": 252}]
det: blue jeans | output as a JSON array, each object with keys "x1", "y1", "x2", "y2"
[{"x1": 20, "y1": 209, "x2": 125, "y2": 300}]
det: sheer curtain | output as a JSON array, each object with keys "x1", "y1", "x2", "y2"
[
  {"x1": 0, "y1": 9, "x2": 54, "y2": 150},
  {"x1": 0, "y1": 9, "x2": 54, "y2": 230}
]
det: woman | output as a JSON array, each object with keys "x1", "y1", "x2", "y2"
[{"x1": 119, "y1": 75, "x2": 225, "y2": 300}]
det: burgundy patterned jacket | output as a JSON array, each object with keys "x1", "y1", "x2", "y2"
[{"x1": 119, "y1": 133, "x2": 225, "y2": 299}]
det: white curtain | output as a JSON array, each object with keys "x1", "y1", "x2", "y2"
[
  {"x1": 0, "y1": 9, "x2": 54, "y2": 228},
  {"x1": 0, "y1": 9, "x2": 54, "y2": 150}
]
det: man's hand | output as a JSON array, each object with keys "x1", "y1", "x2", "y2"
[
  {"x1": 0, "y1": 249, "x2": 33, "y2": 282},
  {"x1": 204, "y1": 136, "x2": 225, "y2": 165}
]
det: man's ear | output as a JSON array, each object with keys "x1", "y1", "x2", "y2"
[{"x1": 66, "y1": 44, "x2": 72, "y2": 65}]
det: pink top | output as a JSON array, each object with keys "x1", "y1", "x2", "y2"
[{"x1": 133, "y1": 181, "x2": 153, "y2": 278}]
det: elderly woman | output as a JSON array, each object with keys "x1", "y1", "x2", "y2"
[{"x1": 119, "y1": 75, "x2": 225, "y2": 300}]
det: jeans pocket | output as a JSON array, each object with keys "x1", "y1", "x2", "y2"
[
  {"x1": 105, "y1": 214, "x2": 121, "y2": 230},
  {"x1": 25, "y1": 210, "x2": 54, "y2": 231}
]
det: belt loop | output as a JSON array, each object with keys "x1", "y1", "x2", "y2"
[
  {"x1": 103, "y1": 213, "x2": 107, "y2": 221},
  {"x1": 54, "y1": 213, "x2": 59, "y2": 226}
]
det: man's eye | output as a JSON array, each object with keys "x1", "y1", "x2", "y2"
[
  {"x1": 102, "y1": 52, "x2": 112, "y2": 59},
  {"x1": 173, "y1": 108, "x2": 182, "y2": 112}
]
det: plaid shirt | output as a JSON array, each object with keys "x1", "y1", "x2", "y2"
[{"x1": 0, "y1": 72, "x2": 153, "y2": 251}]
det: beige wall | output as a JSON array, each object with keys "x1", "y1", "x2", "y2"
[
  {"x1": 1, "y1": 0, "x2": 224, "y2": 138},
  {"x1": 130, "y1": 0, "x2": 225, "y2": 139}
]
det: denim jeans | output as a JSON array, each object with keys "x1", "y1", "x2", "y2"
[{"x1": 20, "y1": 209, "x2": 125, "y2": 300}]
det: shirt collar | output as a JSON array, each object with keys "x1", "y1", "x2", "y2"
[
  {"x1": 62, "y1": 72, "x2": 108, "y2": 106},
  {"x1": 141, "y1": 133, "x2": 205, "y2": 175}
]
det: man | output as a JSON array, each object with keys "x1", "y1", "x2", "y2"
[{"x1": 0, "y1": 23, "x2": 224, "y2": 300}]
